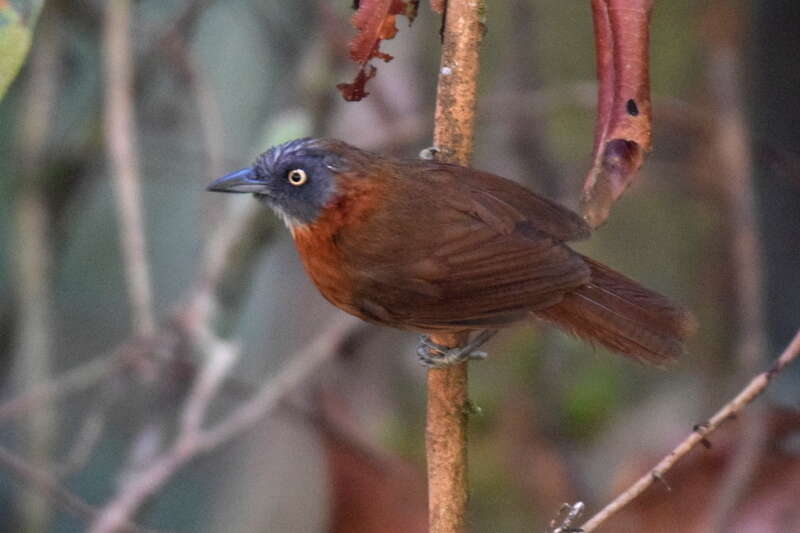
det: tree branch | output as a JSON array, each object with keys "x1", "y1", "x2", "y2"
[
  {"x1": 0, "y1": 446, "x2": 162, "y2": 533},
  {"x1": 427, "y1": 1, "x2": 486, "y2": 532},
  {"x1": 103, "y1": 0, "x2": 155, "y2": 337},
  {"x1": 580, "y1": 328, "x2": 800, "y2": 532},
  {"x1": 88, "y1": 315, "x2": 362, "y2": 533}
]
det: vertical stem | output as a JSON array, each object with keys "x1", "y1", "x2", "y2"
[
  {"x1": 427, "y1": 1, "x2": 486, "y2": 532},
  {"x1": 432, "y1": 1, "x2": 484, "y2": 166},
  {"x1": 103, "y1": 0, "x2": 156, "y2": 337},
  {"x1": 426, "y1": 333, "x2": 469, "y2": 533},
  {"x1": 14, "y1": 9, "x2": 60, "y2": 532}
]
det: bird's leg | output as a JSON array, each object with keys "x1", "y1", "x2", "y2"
[{"x1": 416, "y1": 329, "x2": 498, "y2": 368}]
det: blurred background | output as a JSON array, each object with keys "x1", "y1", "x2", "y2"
[{"x1": 1, "y1": 1, "x2": 799, "y2": 532}]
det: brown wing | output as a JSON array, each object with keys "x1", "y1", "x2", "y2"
[
  {"x1": 438, "y1": 162, "x2": 591, "y2": 242},
  {"x1": 337, "y1": 162, "x2": 591, "y2": 332}
]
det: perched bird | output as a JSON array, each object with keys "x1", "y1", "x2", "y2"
[{"x1": 208, "y1": 138, "x2": 693, "y2": 367}]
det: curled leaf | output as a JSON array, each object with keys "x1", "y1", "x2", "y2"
[
  {"x1": 580, "y1": 0, "x2": 653, "y2": 228},
  {"x1": 337, "y1": 0, "x2": 419, "y2": 101}
]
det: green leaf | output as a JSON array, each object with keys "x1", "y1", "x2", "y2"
[{"x1": 0, "y1": 0, "x2": 43, "y2": 101}]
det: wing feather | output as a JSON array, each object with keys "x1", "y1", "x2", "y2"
[
  {"x1": 333, "y1": 161, "x2": 592, "y2": 331},
  {"x1": 425, "y1": 163, "x2": 592, "y2": 242}
]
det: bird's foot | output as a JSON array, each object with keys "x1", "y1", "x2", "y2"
[
  {"x1": 418, "y1": 146, "x2": 441, "y2": 160},
  {"x1": 416, "y1": 330, "x2": 498, "y2": 368}
]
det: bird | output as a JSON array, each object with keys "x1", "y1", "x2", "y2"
[{"x1": 207, "y1": 138, "x2": 694, "y2": 367}]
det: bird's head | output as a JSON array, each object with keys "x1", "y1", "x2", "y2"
[{"x1": 207, "y1": 138, "x2": 353, "y2": 228}]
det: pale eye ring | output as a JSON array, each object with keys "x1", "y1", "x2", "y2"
[{"x1": 287, "y1": 168, "x2": 308, "y2": 186}]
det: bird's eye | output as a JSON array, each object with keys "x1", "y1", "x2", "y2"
[{"x1": 287, "y1": 169, "x2": 308, "y2": 186}]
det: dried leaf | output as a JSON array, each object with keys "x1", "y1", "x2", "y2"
[
  {"x1": 580, "y1": 0, "x2": 653, "y2": 228},
  {"x1": 338, "y1": 0, "x2": 419, "y2": 101},
  {"x1": 336, "y1": 64, "x2": 377, "y2": 101}
]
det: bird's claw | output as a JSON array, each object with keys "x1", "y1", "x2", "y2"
[
  {"x1": 416, "y1": 339, "x2": 482, "y2": 367},
  {"x1": 419, "y1": 146, "x2": 441, "y2": 160},
  {"x1": 415, "y1": 330, "x2": 498, "y2": 368}
]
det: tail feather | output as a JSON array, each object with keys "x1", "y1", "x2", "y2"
[{"x1": 536, "y1": 256, "x2": 695, "y2": 364}]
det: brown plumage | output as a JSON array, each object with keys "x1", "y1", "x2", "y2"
[{"x1": 208, "y1": 138, "x2": 694, "y2": 364}]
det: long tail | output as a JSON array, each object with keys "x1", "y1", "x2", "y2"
[{"x1": 535, "y1": 256, "x2": 696, "y2": 364}]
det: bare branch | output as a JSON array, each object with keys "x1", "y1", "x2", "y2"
[
  {"x1": 580, "y1": 328, "x2": 800, "y2": 532},
  {"x1": 195, "y1": 316, "x2": 362, "y2": 451},
  {"x1": 427, "y1": 1, "x2": 487, "y2": 531},
  {"x1": 0, "y1": 352, "x2": 122, "y2": 423},
  {"x1": 56, "y1": 400, "x2": 112, "y2": 476},
  {"x1": 89, "y1": 315, "x2": 362, "y2": 533},
  {"x1": 103, "y1": 0, "x2": 155, "y2": 336},
  {"x1": 178, "y1": 332, "x2": 237, "y2": 438},
  {"x1": 0, "y1": 446, "x2": 162, "y2": 533}
]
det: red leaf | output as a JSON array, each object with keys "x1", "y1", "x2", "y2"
[
  {"x1": 336, "y1": 64, "x2": 377, "y2": 101},
  {"x1": 580, "y1": 0, "x2": 653, "y2": 228},
  {"x1": 338, "y1": 0, "x2": 419, "y2": 101}
]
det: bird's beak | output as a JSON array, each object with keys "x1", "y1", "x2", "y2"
[{"x1": 206, "y1": 168, "x2": 265, "y2": 193}]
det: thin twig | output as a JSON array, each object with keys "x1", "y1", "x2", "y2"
[
  {"x1": 88, "y1": 315, "x2": 362, "y2": 533},
  {"x1": 0, "y1": 446, "x2": 163, "y2": 533},
  {"x1": 579, "y1": 328, "x2": 800, "y2": 532},
  {"x1": 87, "y1": 330, "x2": 238, "y2": 533},
  {"x1": 56, "y1": 400, "x2": 112, "y2": 476},
  {"x1": 0, "y1": 351, "x2": 123, "y2": 423},
  {"x1": 7, "y1": 8, "x2": 337, "y2": 531},
  {"x1": 427, "y1": 1, "x2": 486, "y2": 532},
  {"x1": 178, "y1": 331, "x2": 237, "y2": 438},
  {"x1": 196, "y1": 317, "x2": 361, "y2": 451},
  {"x1": 103, "y1": 0, "x2": 156, "y2": 336},
  {"x1": 55, "y1": 366, "x2": 132, "y2": 477}
]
